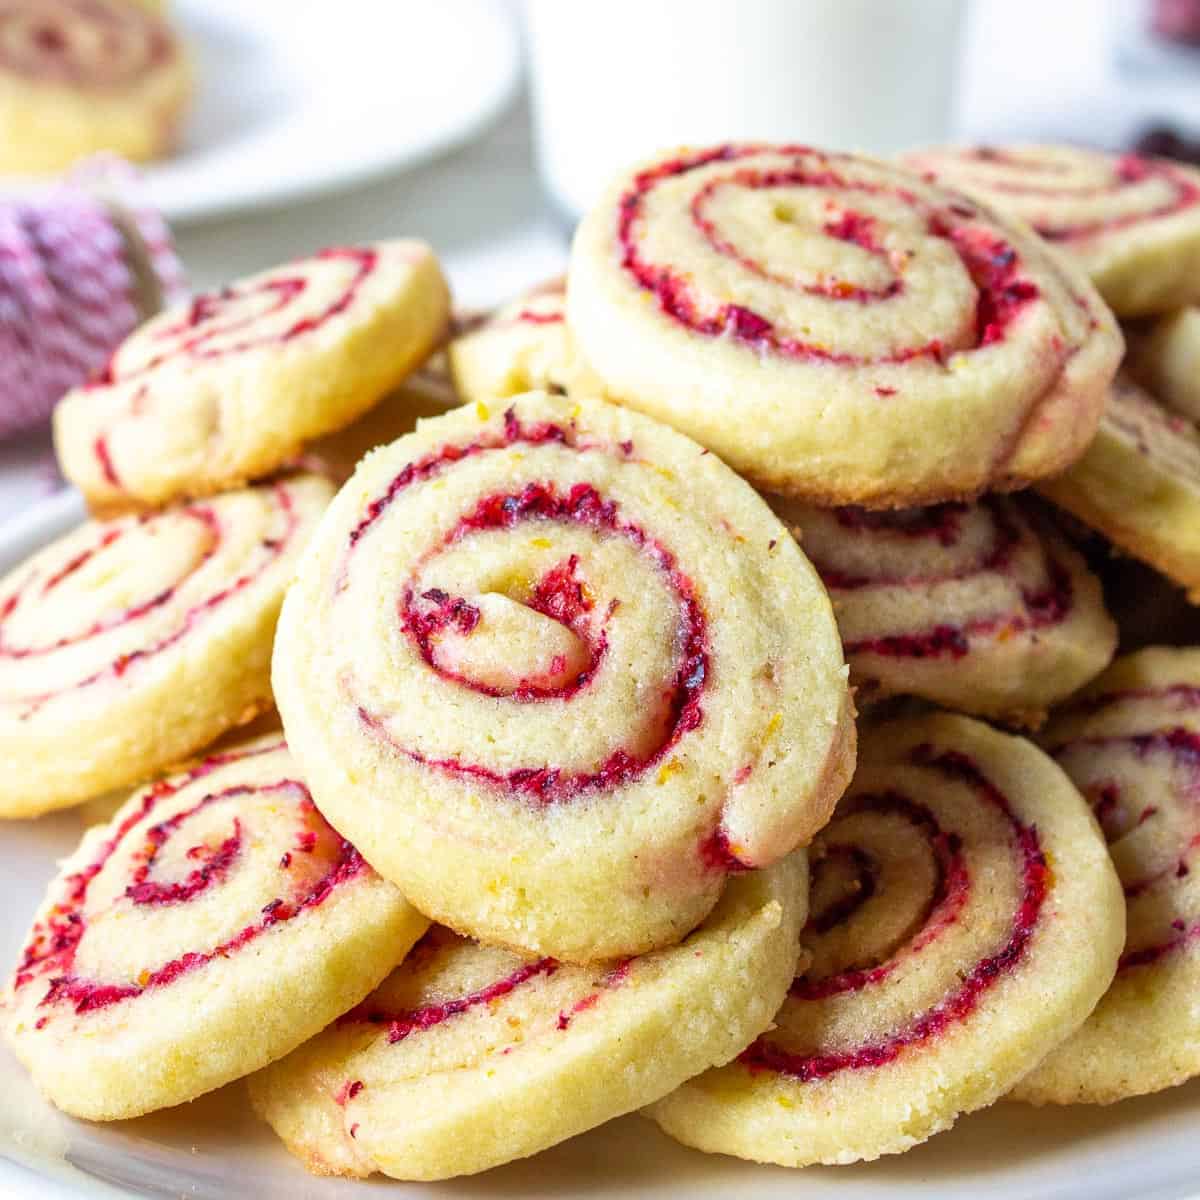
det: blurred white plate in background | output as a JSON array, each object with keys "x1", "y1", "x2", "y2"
[
  {"x1": 4, "y1": 495, "x2": 1200, "y2": 1196},
  {"x1": 91, "y1": 0, "x2": 518, "y2": 224}
]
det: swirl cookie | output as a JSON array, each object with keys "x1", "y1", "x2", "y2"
[
  {"x1": 1013, "y1": 648, "x2": 1200, "y2": 1104},
  {"x1": 250, "y1": 855, "x2": 804, "y2": 1181},
  {"x1": 770, "y1": 495, "x2": 1117, "y2": 725},
  {"x1": 55, "y1": 241, "x2": 451, "y2": 514},
  {"x1": 904, "y1": 145, "x2": 1200, "y2": 318},
  {"x1": 567, "y1": 143, "x2": 1121, "y2": 507},
  {"x1": 448, "y1": 278, "x2": 573, "y2": 402},
  {"x1": 4, "y1": 736, "x2": 426, "y2": 1120},
  {"x1": 274, "y1": 391, "x2": 854, "y2": 962},
  {"x1": 0, "y1": 473, "x2": 332, "y2": 818},
  {"x1": 1127, "y1": 306, "x2": 1200, "y2": 422},
  {"x1": 0, "y1": 0, "x2": 192, "y2": 175},
  {"x1": 1038, "y1": 375, "x2": 1200, "y2": 600},
  {"x1": 302, "y1": 363, "x2": 462, "y2": 486},
  {"x1": 648, "y1": 713, "x2": 1124, "y2": 1167}
]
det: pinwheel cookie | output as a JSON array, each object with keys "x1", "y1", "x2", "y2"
[
  {"x1": 1127, "y1": 306, "x2": 1200, "y2": 422},
  {"x1": 771, "y1": 495, "x2": 1117, "y2": 725},
  {"x1": 1038, "y1": 375, "x2": 1200, "y2": 600},
  {"x1": 567, "y1": 143, "x2": 1121, "y2": 507},
  {"x1": 1014, "y1": 648, "x2": 1200, "y2": 1104},
  {"x1": 0, "y1": 0, "x2": 192, "y2": 175},
  {"x1": 302, "y1": 363, "x2": 462, "y2": 486},
  {"x1": 448, "y1": 278, "x2": 573, "y2": 401},
  {"x1": 250, "y1": 854, "x2": 804, "y2": 1181},
  {"x1": 55, "y1": 241, "x2": 451, "y2": 513},
  {"x1": 904, "y1": 144, "x2": 1200, "y2": 317},
  {"x1": 274, "y1": 391, "x2": 854, "y2": 962},
  {"x1": 648, "y1": 713, "x2": 1124, "y2": 1167},
  {"x1": 4, "y1": 736, "x2": 427, "y2": 1120},
  {"x1": 0, "y1": 473, "x2": 331, "y2": 817}
]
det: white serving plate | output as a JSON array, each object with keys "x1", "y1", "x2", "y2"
[
  {"x1": 1, "y1": 493, "x2": 1199, "y2": 1200},
  {"x1": 0, "y1": 0, "x2": 521, "y2": 225}
]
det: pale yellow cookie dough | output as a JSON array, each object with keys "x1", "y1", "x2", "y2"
[
  {"x1": 905, "y1": 144, "x2": 1200, "y2": 317},
  {"x1": 0, "y1": 0, "x2": 192, "y2": 175},
  {"x1": 0, "y1": 473, "x2": 331, "y2": 817},
  {"x1": 1015, "y1": 648, "x2": 1200, "y2": 1104},
  {"x1": 55, "y1": 240, "x2": 450, "y2": 513},
  {"x1": 1128, "y1": 306, "x2": 1200, "y2": 422},
  {"x1": 770, "y1": 495, "x2": 1116, "y2": 726},
  {"x1": 274, "y1": 391, "x2": 854, "y2": 962},
  {"x1": 568, "y1": 143, "x2": 1121, "y2": 507},
  {"x1": 448, "y1": 278, "x2": 573, "y2": 402},
  {"x1": 4, "y1": 735, "x2": 427, "y2": 1120},
  {"x1": 648, "y1": 713, "x2": 1124, "y2": 1166},
  {"x1": 250, "y1": 853, "x2": 804, "y2": 1180},
  {"x1": 1038, "y1": 375, "x2": 1200, "y2": 600}
]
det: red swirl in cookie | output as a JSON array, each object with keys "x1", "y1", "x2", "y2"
[
  {"x1": 741, "y1": 738, "x2": 1050, "y2": 1080},
  {"x1": 772, "y1": 494, "x2": 1116, "y2": 723},
  {"x1": 249, "y1": 857, "x2": 804, "y2": 1181},
  {"x1": 448, "y1": 278, "x2": 571, "y2": 402},
  {"x1": 11, "y1": 740, "x2": 361, "y2": 1010},
  {"x1": 4, "y1": 736, "x2": 424, "y2": 1120},
  {"x1": 0, "y1": 0, "x2": 176, "y2": 89},
  {"x1": 54, "y1": 240, "x2": 450, "y2": 512},
  {"x1": 0, "y1": 473, "x2": 332, "y2": 817},
  {"x1": 617, "y1": 146, "x2": 1050, "y2": 364},
  {"x1": 647, "y1": 714, "x2": 1123, "y2": 1166},
  {"x1": 1, "y1": 483, "x2": 295, "y2": 715},
  {"x1": 274, "y1": 392, "x2": 853, "y2": 962},
  {"x1": 907, "y1": 146, "x2": 1199, "y2": 247},
  {"x1": 568, "y1": 143, "x2": 1121, "y2": 505},
  {"x1": 1015, "y1": 648, "x2": 1200, "y2": 1103},
  {"x1": 904, "y1": 145, "x2": 1200, "y2": 317}
]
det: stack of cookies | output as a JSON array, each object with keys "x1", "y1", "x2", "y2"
[{"x1": 2, "y1": 139, "x2": 1199, "y2": 1183}]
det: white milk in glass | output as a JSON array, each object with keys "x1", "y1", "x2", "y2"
[{"x1": 526, "y1": 0, "x2": 965, "y2": 219}]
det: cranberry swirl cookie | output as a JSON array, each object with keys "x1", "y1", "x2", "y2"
[
  {"x1": 1127, "y1": 306, "x2": 1200, "y2": 423},
  {"x1": 904, "y1": 145, "x2": 1200, "y2": 317},
  {"x1": 4, "y1": 736, "x2": 427, "y2": 1120},
  {"x1": 448, "y1": 278, "x2": 573, "y2": 402},
  {"x1": 648, "y1": 713, "x2": 1124, "y2": 1167},
  {"x1": 274, "y1": 391, "x2": 854, "y2": 962},
  {"x1": 1038, "y1": 375, "x2": 1200, "y2": 600},
  {"x1": 0, "y1": 473, "x2": 331, "y2": 817},
  {"x1": 1014, "y1": 648, "x2": 1200, "y2": 1104},
  {"x1": 771, "y1": 496, "x2": 1116, "y2": 725},
  {"x1": 0, "y1": 0, "x2": 192, "y2": 175},
  {"x1": 567, "y1": 143, "x2": 1121, "y2": 507},
  {"x1": 250, "y1": 855, "x2": 804, "y2": 1180},
  {"x1": 55, "y1": 241, "x2": 450, "y2": 513}
]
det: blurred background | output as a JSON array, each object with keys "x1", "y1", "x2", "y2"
[{"x1": 2, "y1": 0, "x2": 1198, "y2": 525}]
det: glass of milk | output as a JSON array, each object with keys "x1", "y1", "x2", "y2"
[{"x1": 525, "y1": 0, "x2": 966, "y2": 220}]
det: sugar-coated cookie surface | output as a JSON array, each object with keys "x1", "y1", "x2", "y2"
[
  {"x1": 54, "y1": 241, "x2": 450, "y2": 513},
  {"x1": 448, "y1": 279, "x2": 573, "y2": 401},
  {"x1": 3, "y1": 736, "x2": 427, "y2": 1120},
  {"x1": 273, "y1": 391, "x2": 854, "y2": 962},
  {"x1": 1038, "y1": 375, "x2": 1200, "y2": 600},
  {"x1": 1014, "y1": 648, "x2": 1200, "y2": 1104},
  {"x1": 648, "y1": 713, "x2": 1124, "y2": 1167},
  {"x1": 567, "y1": 143, "x2": 1121, "y2": 507},
  {"x1": 771, "y1": 495, "x2": 1116, "y2": 725},
  {"x1": 904, "y1": 145, "x2": 1200, "y2": 317},
  {"x1": 1128, "y1": 306, "x2": 1200, "y2": 423},
  {"x1": 0, "y1": 0, "x2": 192, "y2": 175},
  {"x1": 249, "y1": 854, "x2": 805, "y2": 1181},
  {"x1": 0, "y1": 473, "x2": 332, "y2": 817}
]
